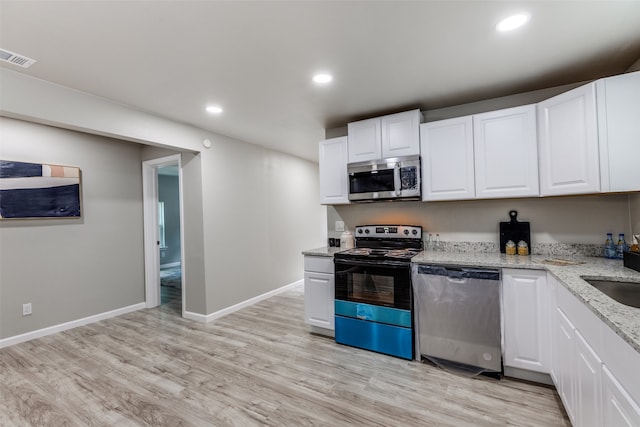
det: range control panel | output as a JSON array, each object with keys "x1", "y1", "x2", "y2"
[{"x1": 354, "y1": 225, "x2": 422, "y2": 239}]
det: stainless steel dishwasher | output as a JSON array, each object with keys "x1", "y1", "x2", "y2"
[{"x1": 412, "y1": 264, "x2": 502, "y2": 375}]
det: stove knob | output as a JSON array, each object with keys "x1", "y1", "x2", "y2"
[
  {"x1": 412, "y1": 229, "x2": 418, "y2": 235},
  {"x1": 364, "y1": 229, "x2": 370, "y2": 234},
  {"x1": 357, "y1": 229, "x2": 363, "y2": 234},
  {"x1": 404, "y1": 229, "x2": 409, "y2": 235}
]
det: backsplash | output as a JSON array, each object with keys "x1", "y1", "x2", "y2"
[
  {"x1": 427, "y1": 241, "x2": 602, "y2": 257},
  {"x1": 328, "y1": 193, "x2": 635, "y2": 250}
]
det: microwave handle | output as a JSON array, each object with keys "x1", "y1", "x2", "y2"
[{"x1": 393, "y1": 163, "x2": 401, "y2": 196}]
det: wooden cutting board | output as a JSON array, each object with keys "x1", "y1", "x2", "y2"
[{"x1": 499, "y1": 210, "x2": 531, "y2": 254}]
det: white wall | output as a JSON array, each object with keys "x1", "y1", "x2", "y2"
[
  {"x1": 328, "y1": 195, "x2": 632, "y2": 246},
  {"x1": 199, "y1": 134, "x2": 325, "y2": 313},
  {"x1": 1, "y1": 70, "x2": 325, "y2": 338},
  {"x1": 630, "y1": 193, "x2": 640, "y2": 241},
  {"x1": 0, "y1": 117, "x2": 144, "y2": 338},
  {"x1": 0, "y1": 69, "x2": 206, "y2": 153}
]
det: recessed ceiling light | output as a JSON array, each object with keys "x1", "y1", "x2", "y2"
[
  {"x1": 206, "y1": 105, "x2": 223, "y2": 114},
  {"x1": 313, "y1": 73, "x2": 333, "y2": 84},
  {"x1": 495, "y1": 14, "x2": 529, "y2": 32}
]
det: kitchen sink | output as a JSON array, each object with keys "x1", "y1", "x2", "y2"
[{"x1": 581, "y1": 278, "x2": 640, "y2": 308}]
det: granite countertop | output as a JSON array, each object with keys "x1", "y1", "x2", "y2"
[
  {"x1": 302, "y1": 247, "x2": 640, "y2": 354},
  {"x1": 302, "y1": 246, "x2": 343, "y2": 257}
]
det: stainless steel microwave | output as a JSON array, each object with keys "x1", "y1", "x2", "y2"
[{"x1": 348, "y1": 155, "x2": 421, "y2": 201}]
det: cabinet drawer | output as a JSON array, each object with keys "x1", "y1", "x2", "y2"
[
  {"x1": 304, "y1": 256, "x2": 334, "y2": 274},
  {"x1": 557, "y1": 282, "x2": 603, "y2": 356},
  {"x1": 601, "y1": 323, "x2": 640, "y2": 404},
  {"x1": 335, "y1": 315, "x2": 413, "y2": 360}
]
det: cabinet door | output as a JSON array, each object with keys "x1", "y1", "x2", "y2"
[
  {"x1": 538, "y1": 83, "x2": 600, "y2": 196},
  {"x1": 546, "y1": 273, "x2": 559, "y2": 385},
  {"x1": 347, "y1": 118, "x2": 381, "y2": 163},
  {"x1": 597, "y1": 71, "x2": 640, "y2": 192},
  {"x1": 319, "y1": 137, "x2": 350, "y2": 205},
  {"x1": 381, "y1": 110, "x2": 421, "y2": 158},
  {"x1": 556, "y1": 307, "x2": 577, "y2": 425},
  {"x1": 473, "y1": 105, "x2": 539, "y2": 198},
  {"x1": 575, "y1": 330, "x2": 602, "y2": 427},
  {"x1": 503, "y1": 269, "x2": 549, "y2": 373},
  {"x1": 602, "y1": 366, "x2": 640, "y2": 427},
  {"x1": 420, "y1": 117, "x2": 475, "y2": 201},
  {"x1": 303, "y1": 271, "x2": 335, "y2": 330}
]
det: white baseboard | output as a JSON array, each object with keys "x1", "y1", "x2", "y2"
[
  {"x1": 0, "y1": 302, "x2": 146, "y2": 349},
  {"x1": 182, "y1": 310, "x2": 208, "y2": 323},
  {"x1": 184, "y1": 279, "x2": 303, "y2": 323}
]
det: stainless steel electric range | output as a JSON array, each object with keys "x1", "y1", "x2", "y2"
[{"x1": 334, "y1": 225, "x2": 423, "y2": 360}]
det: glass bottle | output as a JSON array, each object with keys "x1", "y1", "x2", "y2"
[
  {"x1": 616, "y1": 233, "x2": 627, "y2": 259},
  {"x1": 604, "y1": 233, "x2": 615, "y2": 259}
]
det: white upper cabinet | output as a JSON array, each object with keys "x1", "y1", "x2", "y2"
[
  {"x1": 381, "y1": 110, "x2": 422, "y2": 158},
  {"x1": 473, "y1": 105, "x2": 539, "y2": 199},
  {"x1": 597, "y1": 71, "x2": 640, "y2": 192},
  {"x1": 347, "y1": 118, "x2": 381, "y2": 163},
  {"x1": 503, "y1": 269, "x2": 550, "y2": 374},
  {"x1": 420, "y1": 116, "x2": 475, "y2": 201},
  {"x1": 537, "y1": 83, "x2": 600, "y2": 196},
  {"x1": 348, "y1": 109, "x2": 421, "y2": 163},
  {"x1": 319, "y1": 137, "x2": 350, "y2": 205}
]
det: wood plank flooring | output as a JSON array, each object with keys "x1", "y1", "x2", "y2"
[{"x1": 0, "y1": 285, "x2": 570, "y2": 426}]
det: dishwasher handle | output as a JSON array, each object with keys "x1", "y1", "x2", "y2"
[{"x1": 415, "y1": 264, "x2": 500, "y2": 281}]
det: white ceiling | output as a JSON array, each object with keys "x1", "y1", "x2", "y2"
[{"x1": 1, "y1": 1, "x2": 639, "y2": 162}]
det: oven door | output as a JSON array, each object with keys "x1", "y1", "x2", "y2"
[{"x1": 334, "y1": 258, "x2": 411, "y2": 310}]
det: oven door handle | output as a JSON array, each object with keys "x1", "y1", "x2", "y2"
[{"x1": 334, "y1": 258, "x2": 410, "y2": 269}]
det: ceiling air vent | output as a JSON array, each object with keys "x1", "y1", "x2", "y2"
[{"x1": 0, "y1": 48, "x2": 37, "y2": 68}]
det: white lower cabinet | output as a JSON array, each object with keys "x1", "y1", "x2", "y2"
[
  {"x1": 602, "y1": 366, "x2": 640, "y2": 427},
  {"x1": 575, "y1": 330, "x2": 602, "y2": 427},
  {"x1": 551, "y1": 282, "x2": 640, "y2": 427},
  {"x1": 546, "y1": 274, "x2": 559, "y2": 385},
  {"x1": 555, "y1": 307, "x2": 577, "y2": 425},
  {"x1": 503, "y1": 269, "x2": 550, "y2": 373},
  {"x1": 303, "y1": 256, "x2": 334, "y2": 335}
]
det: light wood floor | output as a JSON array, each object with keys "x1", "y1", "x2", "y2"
[{"x1": 1, "y1": 285, "x2": 570, "y2": 426}]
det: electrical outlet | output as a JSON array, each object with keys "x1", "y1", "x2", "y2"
[
  {"x1": 335, "y1": 221, "x2": 345, "y2": 232},
  {"x1": 22, "y1": 303, "x2": 32, "y2": 316}
]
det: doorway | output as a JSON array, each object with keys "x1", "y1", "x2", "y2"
[
  {"x1": 157, "y1": 163, "x2": 182, "y2": 313},
  {"x1": 142, "y1": 154, "x2": 185, "y2": 316}
]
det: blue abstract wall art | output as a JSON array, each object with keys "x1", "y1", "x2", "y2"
[{"x1": 0, "y1": 160, "x2": 82, "y2": 219}]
